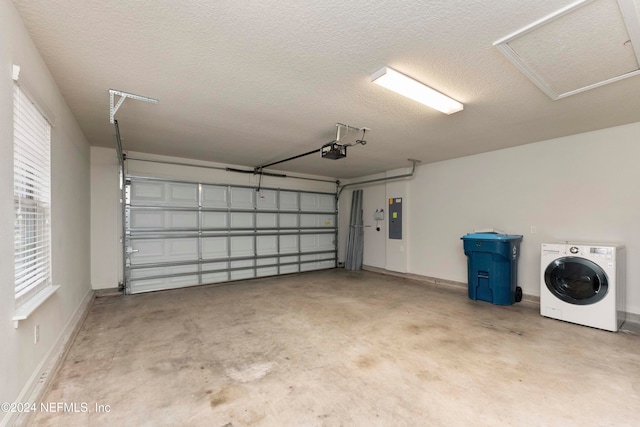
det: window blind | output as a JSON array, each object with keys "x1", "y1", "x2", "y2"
[{"x1": 13, "y1": 84, "x2": 52, "y2": 307}]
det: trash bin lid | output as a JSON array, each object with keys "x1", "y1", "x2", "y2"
[{"x1": 461, "y1": 233, "x2": 523, "y2": 241}]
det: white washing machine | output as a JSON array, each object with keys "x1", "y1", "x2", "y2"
[{"x1": 540, "y1": 242, "x2": 626, "y2": 332}]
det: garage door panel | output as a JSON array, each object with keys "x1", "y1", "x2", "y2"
[
  {"x1": 301, "y1": 260, "x2": 335, "y2": 272},
  {"x1": 279, "y1": 191, "x2": 298, "y2": 210},
  {"x1": 202, "y1": 272, "x2": 229, "y2": 284},
  {"x1": 230, "y1": 236, "x2": 254, "y2": 257},
  {"x1": 300, "y1": 253, "x2": 334, "y2": 262},
  {"x1": 231, "y1": 269, "x2": 255, "y2": 280},
  {"x1": 231, "y1": 259, "x2": 254, "y2": 269},
  {"x1": 130, "y1": 181, "x2": 199, "y2": 207},
  {"x1": 130, "y1": 210, "x2": 165, "y2": 229},
  {"x1": 202, "y1": 237, "x2": 227, "y2": 259},
  {"x1": 256, "y1": 190, "x2": 277, "y2": 210},
  {"x1": 125, "y1": 177, "x2": 335, "y2": 294},
  {"x1": 300, "y1": 193, "x2": 317, "y2": 211},
  {"x1": 280, "y1": 214, "x2": 298, "y2": 228},
  {"x1": 257, "y1": 257, "x2": 277, "y2": 266},
  {"x1": 169, "y1": 211, "x2": 198, "y2": 228},
  {"x1": 202, "y1": 212, "x2": 227, "y2": 228},
  {"x1": 202, "y1": 261, "x2": 228, "y2": 272},
  {"x1": 300, "y1": 214, "x2": 335, "y2": 228},
  {"x1": 279, "y1": 235, "x2": 298, "y2": 253},
  {"x1": 130, "y1": 264, "x2": 198, "y2": 279},
  {"x1": 129, "y1": 273, "x2": 199, "y2": 293},
  {"x1": 130, "y1": 210, "x2": 199, "y2": 230},
  {"x1": 280, "y1": 255, "x2": 299, "y2": 264},
  {"x1": 167, "y1": 238, "x2": 199, "y2": 261},
  {"x1": 317, "y1": 194, "x2": 336, "y2": 211},
  {"x1": 256, "y1": 236, "x2": 277, "y2": 255},
  {"x1": 130, "y1": 181, "x2": 164, "y2": 203},
  {"x1": 300, "y1": 193, "x2": 335, "y2": 212},
  {"x1": 130, "y1": 239, "x2": 165, "y2": 260},
  {"x1": 130, "y1": 238, "x2": 198, "y2": 264},
  {"x1": 230, "y1": 187, "x2": 254, "y2": 209},
  {"x1": 280, "y1": 264, "x2": 299, "y2": 274},
  {"x1": 202, "y1": 185, "x2": 228, "y2": 208},
  {"x1": 169, "y1": 183, "x2": 198, "y2": 206},
  {"x1": 257, "y1": 213, "x2": 277, "y2": 228},
  {"x1": 257, "y1": 267, "x2": 278, "y2": 277},
  {"x1": 300, "y1": 234, "x2": 334, "y2": 252},
  {"x1": 230, "y1": 212, "x2": 254, "y2": 228}
]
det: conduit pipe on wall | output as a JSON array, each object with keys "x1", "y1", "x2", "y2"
[{"x1": 337, "y1": 158, "x2": 422, "y2": 199}]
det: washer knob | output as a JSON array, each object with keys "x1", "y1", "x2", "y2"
[{"x1": 570, "y1": 246, "x2": 579, "y2": 254}]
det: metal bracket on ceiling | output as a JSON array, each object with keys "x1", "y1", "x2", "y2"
[
  {"x1": 334, "y1": 122, "x2": 370, "y2": 142},
  {"x1": 335, "y1": 122, "x2": 365, "y2": 132},
  {"x1": 109, "y1": 89, "x2": 159, "y2": 124}
]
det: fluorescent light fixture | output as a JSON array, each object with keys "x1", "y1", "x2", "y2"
[{"x1": 371, "y1": 66, "x2": 463, "y2": 114}]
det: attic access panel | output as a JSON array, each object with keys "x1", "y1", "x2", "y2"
[{"x1": 494, "y1": 0, "x2": 640, "y2": 100}]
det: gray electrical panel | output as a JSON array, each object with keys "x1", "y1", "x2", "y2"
[{"x1": 389, "y1": 197, "x2": 402, "y2": 239}]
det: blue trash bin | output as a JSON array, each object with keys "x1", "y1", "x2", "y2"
[{"x1": 461, "y1": 233, "x2": 523, "y2": 305}]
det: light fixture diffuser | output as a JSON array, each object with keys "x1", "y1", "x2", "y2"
[{"x1": 371, "y1": 66, "x2": 463, "y2": 114}]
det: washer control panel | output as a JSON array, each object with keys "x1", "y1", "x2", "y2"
[
  {"x1": 543, "y1": 243, "x2": 618, "y2": 260},
  {"x1": 590, "y1": 247, "x2": 613, "y2": 259}
]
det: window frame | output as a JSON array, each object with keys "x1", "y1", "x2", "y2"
[{"x1": 13, "y1": 82, "x2": 53, "y2": 309}]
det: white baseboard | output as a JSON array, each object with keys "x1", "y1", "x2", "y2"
[
  {"x1": 362, "y1": 265, "x2": 638, "y2": 321},
  {"x1": 363, "y1": 265, "x2": 469, "y2": 291},
  {"x1": 1, "y1": 289, "x2": 95, "y2": 427},
  {"x1": 625, "y1": 311, "x2": 640, "y2": 324}
]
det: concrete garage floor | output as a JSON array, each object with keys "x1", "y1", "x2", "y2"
[{"x1": 32, "y1": 270, "x2": 639, "y2": 426}]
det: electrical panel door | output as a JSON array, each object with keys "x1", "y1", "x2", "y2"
[{"x1": 389, "y1": 197, "x2": 402, "y2": 240}]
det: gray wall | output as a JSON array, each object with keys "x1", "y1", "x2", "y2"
[
  {"x1": 0, "y1": 0, "x2": 91, "y2": 418},
  {"x1": 341, "y1": 121, "x2": 640, "y2": 315}
]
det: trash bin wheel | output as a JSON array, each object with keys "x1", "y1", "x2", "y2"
[{"x1": 515, "y1": 286, "x2": 523, "y2": 303}]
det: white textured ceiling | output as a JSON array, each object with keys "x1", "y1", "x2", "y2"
[{"x1": 13, "y1": 0, "x2": 640, "y2": 178}]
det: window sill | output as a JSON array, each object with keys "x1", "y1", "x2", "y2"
[{"x1": 12, "y1": 285, "x2": 61, "y2": 328}]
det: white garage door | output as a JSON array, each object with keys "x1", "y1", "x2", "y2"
[{"x1": 124, "y1": 176, "x2": 337, "y2": 294}]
